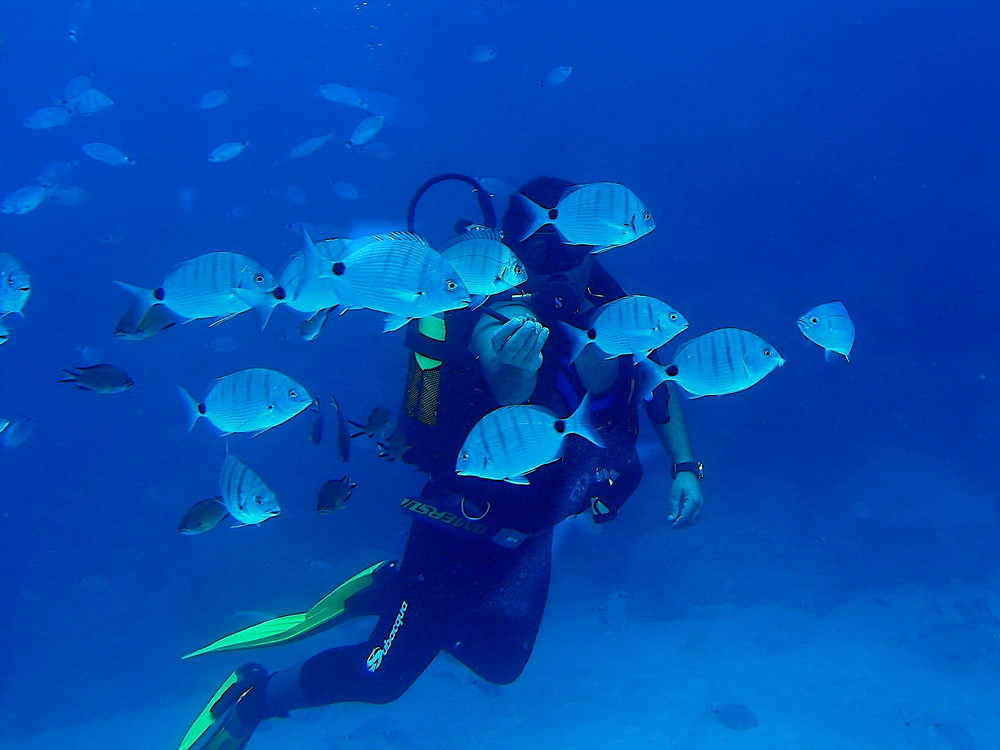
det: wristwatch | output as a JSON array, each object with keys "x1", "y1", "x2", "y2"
[{"x1": 671, "y1": 461, "x2": 704, "y2": 480}]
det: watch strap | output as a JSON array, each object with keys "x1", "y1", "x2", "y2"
[{"x1": 672, "y1": 461, "x2": 704, "y2": 479}]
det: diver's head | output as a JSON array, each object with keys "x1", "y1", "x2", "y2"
[{"x1": 503, "y1": 176, "x2": 597, "y2": 322}]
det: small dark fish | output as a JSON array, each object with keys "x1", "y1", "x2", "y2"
[
  {"x1": 377, "y1": 429, "x2": 411, "y2": 462},
  {"x1": 114, "y1": 303, "x2": 176, "y2": 340},
  {"x1": 330, "y1": 393, "x2": 350, "y2": 462},
  {"x1": 316, "y1": 476, "x2": 357, "y2": 514},
  {"x1": 348, "y1": 406, "x2": 391, "y2": 438},
  {"x1": 713, "y1": 703, "x2": 758, "y2": 731},
  {"x1": 60, "y1": 363, "x2": 134, "y2": 393},
  {"x1": 178, "y1": 497, "x2": 229, "y2": 535},
  {"x1": 310, "y1": 399, "x2": 323, "y2": 444}
]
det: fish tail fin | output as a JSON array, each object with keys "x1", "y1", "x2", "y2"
[
  {"x1": 631, "y1": 354, "x2": 670, "y2": 399},
  {"x1": 250, "y1": 296, "x2": 279, "y2": 331},
  {"x1": 567, "y1": 393, "x2": 605, "y2": 448},
  {"x1": 178, "y1": 386, "x2": 203, "y2": 432},
  {"x1": 516, "y1": 192, "x2": 552, "y2": 241},
  {"x1": 560, "y1": 321, "x2": 590, "y2": 362},
  {"x1": 112, "y1": 280, "x2": 155, "y2": 322},
  {"x1": 297, "y1": 227, "x2": 319, "y2": 302},
  {"x1": 297, "y1": 228, "x2": 339, "y2": 306}
]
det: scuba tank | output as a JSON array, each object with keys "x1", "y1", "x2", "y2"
[{"x1": 398, "y1": 174, "x2": 504, "y2": 480}]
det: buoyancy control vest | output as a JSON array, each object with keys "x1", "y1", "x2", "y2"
[{"x1": 397, "y1": 262, "x2": 645, "y2": 541}]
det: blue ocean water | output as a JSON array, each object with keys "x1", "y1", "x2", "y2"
[{"x1": 0, "y1": 1, "x2": 997, "y2": 747}]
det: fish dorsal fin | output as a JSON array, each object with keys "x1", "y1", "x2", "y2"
[
  {"x1": 439, "y1": 226, "x2": 505, "y2": 252},
  {"x1": 558, "y1": 183, "x2": 589, "y2": 201},
  {"x1": 350, "y1": 231, "x2": 428, "y2": 252}
]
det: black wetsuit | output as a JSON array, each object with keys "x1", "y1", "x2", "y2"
[{"x1": 262, "y1": 266, "x2": 647, "y2": 716}]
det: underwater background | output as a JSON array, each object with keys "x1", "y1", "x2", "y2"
[{"x1": 0, "y1": 1, "x2": 997, "y2": 747}]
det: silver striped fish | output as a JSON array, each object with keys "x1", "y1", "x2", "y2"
[
  {"x1": 440, "y1": 226, "x2": 527, "y2": 296},
  {"x1": 289, "y1": 132, "x2": 336, "y2": 161},
  {"x1": 208, "y1": 141, "x2": 249, "y2": 163},
  {"x1": 635, "y1": 328, "x2": 784, "y2": 398},
  {"x1": 180, "y1": 368, "x2": 313, "y2": 435},
  {"x1": 518, "y1": 182, "x2": 655, "y2": 251},
  {"x1": 304, "y1": 231, "x2": 470, "y2": 331},
  {"x1": 346, "y1": 115, "x2": 384, "y2": 149},
  {"x1": 456, "y1": 394, "x2": 604, "y2": 485},
  {"x1": 0, "y1": 252, "x2": 31, "y2": 317},
  {"x1": 114, "y1": 251, "x2": 282, "y2": 329},
  {"x1": 562, "y1": 294, "x2": 688, "y2": 361},
  {"x1": 797, "y1": 301, "x2": 854, "y2": 362},
  {"x1": 220, "y1": 451, "x2": 280, "y2": 526}
]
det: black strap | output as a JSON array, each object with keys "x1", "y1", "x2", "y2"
[{"x1": 406, "y1": 173, "x2": 498, "y2": 233}]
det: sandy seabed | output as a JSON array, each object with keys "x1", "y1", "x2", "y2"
[{"x1": 8, "y1": 578, "x2": 999, "y2": 750}]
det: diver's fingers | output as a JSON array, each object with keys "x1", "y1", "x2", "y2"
[
  {"x1": 492, "y1": 319, "x2": 523, "y2": 350},
  {"x1": 524, "y1": 325, "x2": 550, "y2": 368},
  {"x1": 524, "y1": 321, "x2": 549, "y2": 360},
  {"x1": 493, "y1": 317, "x2": 535, "y2": 353},
  {"x1": 672, "y1": 495, "x2": 702, "y2": 529},
  {"x1": 506, "y1": 322, "x2": 542, "y2": 363},
  {"x1": 535, "y1": 325, "x2": 550, "y2": 352}
]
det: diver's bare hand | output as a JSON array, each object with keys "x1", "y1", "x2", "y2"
[
  {"x1": 491, "y1": 316, "x2": 549, "y2": 372},
  {"x1": 668, "y1": 472, "x2": 703, "y2": 528}
]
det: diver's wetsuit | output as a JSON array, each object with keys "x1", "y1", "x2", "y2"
[
  {"x1": 261, "y1": 265, "x2": 648, "y2": 717},
  {"x1": 264, "y1": 520, "x2": 552, "y2": 713}
]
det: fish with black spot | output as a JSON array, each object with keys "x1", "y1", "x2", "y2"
[{"x1": 456, "y1": 393, "x2": 603, "y2": 484}]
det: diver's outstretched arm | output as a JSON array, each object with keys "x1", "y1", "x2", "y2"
[{"x1": 470, "y1": 302, "x2": 548, "y2": 405}]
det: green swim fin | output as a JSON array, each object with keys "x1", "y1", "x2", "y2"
[
  {"x1": 183, "y1": 560, "x2": 394, "y2": 659},
  {"x1": 178, "y1": 662, "x2": 266, "y2": 750}
]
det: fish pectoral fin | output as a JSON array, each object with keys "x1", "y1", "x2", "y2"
[{"x1": 382, "y1": 315, "x2": 410, "y2": 332}]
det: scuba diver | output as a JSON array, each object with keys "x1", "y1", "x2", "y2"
[{"x1": 179, "y1": 175, "x2": 705, "y2": 750}]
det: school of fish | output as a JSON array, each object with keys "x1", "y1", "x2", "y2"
[{"x1": 1, "y1": 18, "x2": 855, "y2": 519}]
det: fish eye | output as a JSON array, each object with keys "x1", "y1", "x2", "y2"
[
  {"x1": 288, "y1": 389, "x2": 298, "y2": 398},
  {"x1": 254, "y1": 496, "x2": 263, "y2": 504},
  {"x1": 446, "y1": 279, "x2": 458, "y2": 291},
  {"x1": 254, "y1": 274, "x2": 265, "y2": 284},
  {"x1": 514, "y1": 264, "x2": 523, "y2": 275},
  {"x1": 763, "y1": 349, "x2": 772, "y2": 357},
  {"x1": 643, "y1": 211, "x2": 651, "y2": 221},
  {"x1": 810, "y1": 317, "x2": 819, "y2": 324},
  {"x1": 668, "y1": 312, "x2": 678, "y2": 321},
  {"x1": 460, "y1": 452, "x2": 468, "y2": 461}
]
